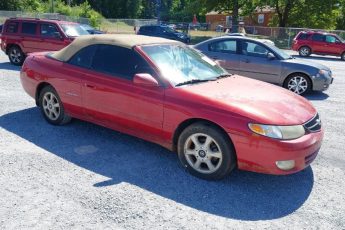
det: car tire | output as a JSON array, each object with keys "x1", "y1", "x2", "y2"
[
  {"x1": 8, "y1": 46, "x2": 25, "y2": 66},
  {"x1": 284, "y1": 73, "x2": 312, "y2": 95},
  {"x1": 39, "y1": 85, "x2": 72, "y2": 125},
  {"x1": 341, "y1": 52, "x2": 345, "y2": 61},
  {"x1": 299, "y1": 46, "x2": 311, "y2": 57},
  {"x1": 177, "y1": 122, "x2": 236, "y2": 180}
]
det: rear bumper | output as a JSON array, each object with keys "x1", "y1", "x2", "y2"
[{"x1": 229, "y1": 129, "x2": 324, "y2": 175}]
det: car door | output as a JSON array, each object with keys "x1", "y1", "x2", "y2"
[
  {"x1": 20, "y1": 21, "x2": 41, "y2": 53},
  {"x1": 325, "y1": 35, "x2": 343, "y2": 55},
  {"x1": 311, "y1": 33, "x2": 326, "y2": 53},
  {"x1": 81, "y1": 44, "x2": 164, "y2": 139},
  {"x1": 39, "y1": 23, "x2": 66, "y2": 51},
  {"x1": 203, "y1": 39, "x2": 241, "y2": 74},
  {"x1": 238, "y1": 40, "x2": 281, "y2": 84}
]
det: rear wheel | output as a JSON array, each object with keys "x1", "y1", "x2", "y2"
[
  {"x1": 284, "y1": 73, "x2": 311, "y2": 95},
  {"x1": 341, "y1": 52, "x2": 345, "y2": 61},
  {"x1": 177, "y1": 122, "x2": 236, "y2": 180},
  {"x1": 299, "y1": 46, "x2": 311, "y2": 57},
  {"x1": 8, "y1": 46, "x2": 25, "y2": 66},
  {"x1": 39, "y1": 86, "x2": 71, "y2": 125}
]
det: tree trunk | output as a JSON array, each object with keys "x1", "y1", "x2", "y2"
[{"x1": 232, "y1": 0, "x2": 239, "y2": 33}]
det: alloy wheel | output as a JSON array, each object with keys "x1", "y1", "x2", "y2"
[
  {"x1": 299, "y1": 47, "x2": 310, "y2": 56},
  {"x1": 287, "y1": 76, "x2": 308, "y2": 95},
  {"x1": 10, "y1": 48, "x2": 22, "y2": 64},
  {"x1": 42, "y1": 92, "x2": 61, "y2": 121},
  {"x1": 183, "y1": 133, "x2": 223, "y2": 174}
]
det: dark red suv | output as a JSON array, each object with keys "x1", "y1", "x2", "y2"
[
  {"x1": 0, "y1": 17, "x2": 89, "y2": 65},
  {"x1": 292, "y1": 31, "x2": 345, "y2": 61}
]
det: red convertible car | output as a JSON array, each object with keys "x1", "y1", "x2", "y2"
[{"x1": 20, "y1": 34, "x2": 323, "y2": 180}]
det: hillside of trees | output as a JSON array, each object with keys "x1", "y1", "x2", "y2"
[{"x1": 0, "y1": 0, "x2": 344, "y2": 30}]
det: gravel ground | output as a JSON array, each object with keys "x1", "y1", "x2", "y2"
[{"x1": 0, "y1": 51, "x2": 344, "y2": 230}]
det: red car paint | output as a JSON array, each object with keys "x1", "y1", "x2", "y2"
[
  {"x1": 20, "y1": 48, "x2": 323, "y2": 175},
  {"x1": 292, "y1": 31, "x2": 345, "y2": 58},
  {"x1": 1, "y1": 18, "x2": 80, "y2": 55}
]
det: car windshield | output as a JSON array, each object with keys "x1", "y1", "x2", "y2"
[
  {"x1": 335, "y1": 35, "x2": 345, "y2": 43},
  {"x1": 141, "y1": 45, "x2": 227, "y2": 86},
  {"x1": 81, "y1": 24, "x2": 94, "y2": 30},
  {"x1": 267, "y1": 44, "x2": 292, "y2": 60},
  {"x1": 60, "y1": 24, "x2": 89, "y2": 37}
]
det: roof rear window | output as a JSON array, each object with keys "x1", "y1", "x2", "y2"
[{"x1": 6, "y1": 22, "x2": 19, "y2": 33}]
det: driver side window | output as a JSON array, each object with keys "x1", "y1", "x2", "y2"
[
  {"x1": 242, "y1": 41, "x2": 269, "y2": 58},
  {"x1": 325, "y1": 35, "x2": 337, "y2": 43}
]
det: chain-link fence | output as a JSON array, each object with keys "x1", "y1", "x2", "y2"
[
  {"x1": 2, "y1": 11, "x2": 345, "y2": 49},
  {"x1": 243, "y1": 26, "x2": 345, "y2": 49},
  {"x1": 0, "y1": 11, "x2": 157, "y2": 34}
]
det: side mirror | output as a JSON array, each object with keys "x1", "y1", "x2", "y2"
[
  {"x1": 133, "y1": 73, "x2": 159, "y2": 87},
  {"x1": 267, "y1": 52, "x2": 275, "y2": 60}
]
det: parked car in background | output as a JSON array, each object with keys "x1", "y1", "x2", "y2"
[
  {"x1": 137, "y1": 25, "x2": 190, "y2": 43},
  {"x1": 21, "y1": 34, "x2": 323, "y2": 180},
  {"x1": 292, "y1": 31, "x2": 345, "y2": 61},
  {"x1": 226, "y1": 33, "x2": 275, "y2": 46},
  {"x1": 195, "y1": 36, "x2": 333, "y2": 95},
  {"x1": 0, "y1": 17, "x2": 89, "y2": 65},
  {"x1": 80, "y1": 24, "x2": 104, "y2": 34}
]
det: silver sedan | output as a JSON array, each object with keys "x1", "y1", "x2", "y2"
[{"x1": 194, "y1": 36, "x2": 333, "y2": 95}]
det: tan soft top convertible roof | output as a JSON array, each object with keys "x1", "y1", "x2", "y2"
[{"x1": 51, "y1": 34, "x2": 182, "y2": 62}]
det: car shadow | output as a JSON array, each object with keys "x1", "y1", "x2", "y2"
[
  {"x1": 0, "y1": 61, "x2": 21, "y2": 71},
  {"x1": 0, "y1": 108, "x2": 314, "y2": 221},
  {"x1": 304, "y1": 91, "x2": 329, "y2": 101},
  {"x1": 292, "y1": 54, "x2": 342, "y2": 62}
]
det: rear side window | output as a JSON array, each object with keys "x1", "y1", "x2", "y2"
[
  {"x1": 91, "y1": 45, "x2": 151, "y2": 80},
  {"x1": 68, "y1": 45, "x2": 97, "y2": 68},
  {"x1": 21, "y1": 22, "x2": 37, "y2": 35},
  {"x1": 6, "y1": 22, "x2": 19, "y2": 33},
  {"x1": 312, "y1": 34, "x2": 325, "y2": 42},
  {"x1": 209, "y1": 40, "x2": 237, "y2": 53},
  {"x1": 297, "y1": 33, "x2": 309, "y2": 40}
]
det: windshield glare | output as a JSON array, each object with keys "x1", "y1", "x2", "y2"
[
  {"x1": 61, "y1": 24, "x2": 89, "y2": 37},
  {"x1": 141, "y1": 45, "x2": 227, "y2": 86}
]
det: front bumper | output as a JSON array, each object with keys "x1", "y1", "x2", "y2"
[
  {"x1": 229, "y1": 129, "x2": 324, "y2": 175},
  {"x1": 312, "y1": 72, "x2": 333, "y2": 91}
]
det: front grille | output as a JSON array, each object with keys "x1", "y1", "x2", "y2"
[{"x1": 304, "y1": 113, "x2": 321, "y2": 132}]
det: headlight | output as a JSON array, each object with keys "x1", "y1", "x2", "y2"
[
  {"x1": 318, "y1": 69, "x2": 331, "y2": 77},
  {"x1": 248, "y1": 123, "x2": 305, "y2": 140},
  {"x1": 177, "y1": 34, "x2": 185, "y2": 38}
]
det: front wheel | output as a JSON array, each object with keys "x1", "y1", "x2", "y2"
[
  {"x1": 284, "y1": 74, "x2": 311, "y2": 95},
  {"x1": 177, "y1": 123, "x2": 236, "y2": 180},
  {"x1": 39, "y1": 86, "x2": 71, "y2": 125},
  {"x1": 341, "y1": 52, "x2": 345, "y2": 61},
  {"x1": 8, "y1": 46, "x2": 25, "y2": 66}
]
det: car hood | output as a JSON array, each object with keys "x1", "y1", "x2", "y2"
[
  {"x1": 284, "y1": 57, "x2": 330, "y2": 71},
  {"x1": 178, "y1": 76, "x2": 316, "y2": 125}
]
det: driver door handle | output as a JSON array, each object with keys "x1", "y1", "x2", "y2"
[{"x1": 241, "y1": 59, "x2": 250, "y2": 63}]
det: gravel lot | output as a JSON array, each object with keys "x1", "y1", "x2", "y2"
[{"x1": 0, "y1": 51, "x2": 344, "y2": 229}]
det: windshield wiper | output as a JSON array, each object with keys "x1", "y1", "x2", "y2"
[
  {"x1": 175, "y1": 79, "x2": 212, "y2": 87},
  {"x1": 214, "y1": 73, "x2": 233, "y2": 79}
]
